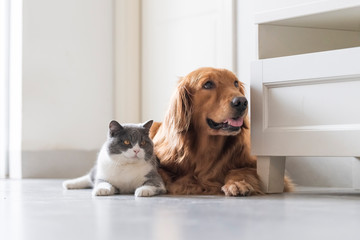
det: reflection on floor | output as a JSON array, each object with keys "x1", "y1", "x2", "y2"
[{"x1": 1, "y1": 179, "x2": 359, "y2": 240}]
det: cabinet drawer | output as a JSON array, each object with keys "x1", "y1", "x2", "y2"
[{"x1": 251, "y1": 47, "x2": 360, "y2": 156}]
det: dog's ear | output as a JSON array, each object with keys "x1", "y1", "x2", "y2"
[
  {"x1": 243, "y1": 116, "x2": 250, "y2": 130},
  {"x1": 166, "y1": 78, "x2": 192, "y2": 132},
  {"x1": 239, "y1": 81, "x2": 246, "y2": 95}
]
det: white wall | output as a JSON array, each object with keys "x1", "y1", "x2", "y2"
[
  {"x1": 114, "y1": 0, "x2": 141, "y2": 124},
  {"x1": 254, "y1": 0, "x2": 320, "y2": 13},
  {"x1": 11, "y1": 0, "x2": 114, "y2": 178},
  {"x1": 141, "y1": 0, "x2": 235, "y2": 121},
  {"x1": 22, "y1": 0, "x2": 114, "y2": 151}
]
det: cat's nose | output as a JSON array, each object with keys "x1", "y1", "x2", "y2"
[{"x1": 133, "y1": 149, "x2": 140, "y2": 154}]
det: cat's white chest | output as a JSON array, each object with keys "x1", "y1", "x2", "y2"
[{"x1": 96, "y1": 150, "x2": 153, "y2": 193}]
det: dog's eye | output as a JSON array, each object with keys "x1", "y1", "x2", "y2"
[
  {"x1": 234, "y1": 81, "x2": 239, "y2": 88},
  {"x1": 203, "y1": 81, "x2": 215, "y2": 89}
]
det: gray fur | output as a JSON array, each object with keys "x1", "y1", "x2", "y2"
[
  {"x1": 144, "y1": 169, "x2": 164, "y2": 188},
  {"x1": 142, "y1": 169, "x2": 167, "y2": 195}
]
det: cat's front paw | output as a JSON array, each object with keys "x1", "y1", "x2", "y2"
[
  {"x1": 62, "y1": 180, "x2": 76, "y2": 189},
  {"x1": 92, "y1": 182, "x2": 115, "y2": 196},
  {"x1": 134, "y1": 186, "x2": 160, "y2": 197}
]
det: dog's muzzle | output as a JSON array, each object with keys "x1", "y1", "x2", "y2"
[{"x1": 207, "y1": 117, "x2": 243, "y2": 132}]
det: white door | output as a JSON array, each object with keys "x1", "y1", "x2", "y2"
[{"x1": 141, "y1": 0, "x2": 235, "y2": 121}]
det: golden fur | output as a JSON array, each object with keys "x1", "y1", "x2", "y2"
[{"x1": 150, "y1": 67, "x2": 292, "y2": 196}]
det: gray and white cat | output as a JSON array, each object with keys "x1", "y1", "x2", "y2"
[{"x1": 63, "y1": 120, "x2": 166, "y2": 197}]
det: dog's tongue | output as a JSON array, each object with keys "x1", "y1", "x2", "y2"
[{"x1": 224, "y1": 117, "x2": 244, "y2": 127}]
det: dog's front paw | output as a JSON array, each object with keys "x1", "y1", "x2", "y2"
[{"x1": 221, "y1": 180, "x2": 255, "y2": 196}]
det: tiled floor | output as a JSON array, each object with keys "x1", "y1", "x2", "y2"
[{"x1": 1, "y1": 179, "x2": 360, "y2": 240}]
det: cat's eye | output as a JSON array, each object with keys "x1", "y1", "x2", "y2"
[
  {"x1": 140, "y1": 141, "x2": 146, "y2": 146},
  {"x1": 124, "y1": 140, "x2": 130, "y2": 145}
]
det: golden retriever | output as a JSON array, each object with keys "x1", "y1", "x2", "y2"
[{"x1": 150, "y1": 67, "x2": 292, "y2": 196}]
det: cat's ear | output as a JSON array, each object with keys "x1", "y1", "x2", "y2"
[
  {"x1": 142, "y1": 120, "x2": 153, "y2": 133},
  {"x1": 109, "y1": 120, "x2": 123, "y2": 137}
]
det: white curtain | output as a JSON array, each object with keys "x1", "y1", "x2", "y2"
[{"x1": 0, "y1": 0, "x2": 10, "y2": 178}]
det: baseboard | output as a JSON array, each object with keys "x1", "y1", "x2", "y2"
[{"x1": 21, "y1": 150, "x2": 97, "y2": 178}]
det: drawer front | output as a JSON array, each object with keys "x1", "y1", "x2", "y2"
[{"x1": 251, "y1": 47, "x2": 360, "y2": 156}]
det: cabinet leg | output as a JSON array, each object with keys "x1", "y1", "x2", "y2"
[
  {"x1": 257, "y1": 156, "x2": 286, "y2": 193},
  {"x1": 353, "y1": 157, "x2": 360, "y2": 190}
]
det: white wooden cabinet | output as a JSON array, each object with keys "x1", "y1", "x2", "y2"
[{"x1": 251, "y1": 1, "x2": 360, "y2": 193}]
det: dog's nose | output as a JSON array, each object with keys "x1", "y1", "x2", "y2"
[{"x1": 231, "y1": 97, "x2": 248, "y2": 111}]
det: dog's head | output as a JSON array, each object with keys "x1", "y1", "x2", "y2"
[{"x1": 167, "y1": 67, "x2": 248, "y2": 136}]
